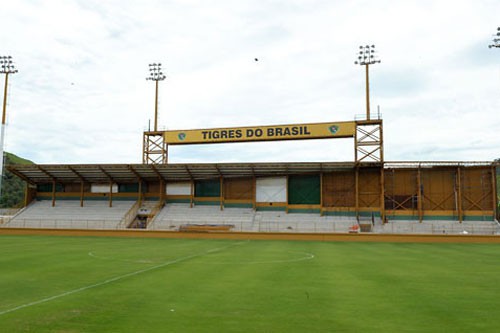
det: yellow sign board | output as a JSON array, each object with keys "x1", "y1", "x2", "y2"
[{"x1": 164, "y1": 121, "x2": 355, "y2": 145}]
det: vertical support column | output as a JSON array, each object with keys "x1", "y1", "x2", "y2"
[
  {"x1": 492, "y1": 166, "x2": 497, "y2": 221},
  {"x1": 51, "y1": 180, "x2": 56, "y2": 207},
  {"x1": 220, "y1": 176, "x2": 224, "y2": 211},
  {"x1": 380, "y1": 165, "x2": 385, "y2": 223},
  {"x1": 320, "y1": 172, "x2": 324, "y2": 216},
  {"x1": 154, "y1": 80, "x2": 159, "y2": 131},
  {"x1": 80, "y1": 181, "x2": 84, "y2": 207},
  {"x1": 354, "y1": 126, "x2": 358, "y2": 162},
  {"x1": 24, "y1": 183, "x2": 29, "y2": 207},
  {"x1": 285, "y1": 175, "x2": 289, "y2": 214},
  {"x1": 379, "y1": 121, "x2": 384, "y2": 162},
  {"x1": 190, "y1": 180, "x2": 194, "y2": 208},
  {"x1": 355, "y1": 167, "x2": 359, "y2": 221},
  {"x1": 159, "y1": 179, "x2": 164, "y2": 205},
  {"x1": 365, "y1": 64, "x2": 370, "y2": 120},
  {"x1": 417, "y1": 167, "x2": 423, "y2": 223},
  {"x1": 138, "y1": 181, "x2": 143, "y2": 206},
  {"x1": 252, "y1": 176, "x2": 256, "y2": 211},
  {"x1": 109, "y1": 181, "x2": 113, "y2": 208},
  {"x1": 457, "y1": 167, "x2": 463, "y2": 223}
]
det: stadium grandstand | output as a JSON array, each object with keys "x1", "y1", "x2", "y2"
[{"x1": 3, "y1": 160, "x2": 499, "y2": 235}]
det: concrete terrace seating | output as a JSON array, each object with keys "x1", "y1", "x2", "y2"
[
  {"x1": 374, "y1": 220, "x2": 500, "y2": 235},
  {"x1": 149, "y1": 203, "x2": 359, "y2": 233},
  {"x1": 255, "y1": 211, "x2": 358, "y2": 233},
  {"x1": 149, "y1": 204, "x2": 255, "y2": 231},
  {"x1": 5, "y1": 200, "x2": 136, "y2": 230}
]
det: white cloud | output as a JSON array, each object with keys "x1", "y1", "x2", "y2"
[{"x1": 0, "y1": 0, "x2": 499, "y2": 164}]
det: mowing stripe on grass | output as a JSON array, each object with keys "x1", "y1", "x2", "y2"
[{"x1": 0, "y1": 240, "x2": 247, "y2": 316}]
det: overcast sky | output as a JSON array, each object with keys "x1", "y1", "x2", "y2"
[{"x1": 1, "y1": 0, "x2": 499, "y2": 164}]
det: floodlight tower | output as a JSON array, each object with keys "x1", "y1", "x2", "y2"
[
  {"x1": 0, "y1": 56, "x2": 18, "y2": 197},
  {"x1": 143, "y1": 63, "x2": 168, "y2": 164},
  {"x1": 488, "y1": 27, "x2": 500, "y2": 49},
  {"x1": 146, "y1": 63, "x2": 166, "y2": 131},
  {"x1": 355, "y1": 45, "x2": 381, "y2": 120}
]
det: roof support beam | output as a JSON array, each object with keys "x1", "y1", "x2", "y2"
[
  {"x1": 128, "y1": 165, "x2": 143, "y2": 182},
  {"x1": 37, "y1": 165, "x2": 56, "y2": 182},
  {"x1": 6, "y1": 167, "x2": 33, "y2": 185},
  {"x1": 98, "y1": 166, "x2": 115, "y2": 183},
  {"x1": 214, "y1": 164, "x2": 222, "y2": 178},
  {"x1": 150, "y1": 164, "x2": 167, "y2": 183},
  {"x1": 185, "y1": 165, "x2": 194, "y2": 181},
  {"x1": 68, "y1": 166, "x2": 88, "y2": 183}
]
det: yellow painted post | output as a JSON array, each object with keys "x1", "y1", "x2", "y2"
[
  {"x1": 492, "y1": 166, "x2": 497, "y2": 221},
  {"x1": 159, "y1": 179, "x2": 164, "y2": 205},
  {"x1": 138, "y1": 181, "x2": 142, "y2": 206},
  {"x1": 354, "y1": 123, "x2": 358, "y2": 162},
  {"x1": 2, "y1": 73, "x2": 9, "y2": 125},
  {"x1": 320, "y1": 172, "x2": 324, "y2": 216},
  {"x1": 417, "y1": 167, "x2": 423, "y2": 223},
  {"x1": 80, "y1": 181, "x2": 84, "y2": 207},
  {"x1": 365, "y1": 64, "x2": 370, "y2": 120},
  {"x1": 154, "y1": 80, "x2": 159, "y2": 131},
  {"x1": 286, "y1": 175, "x2": 289, "y2": 214},
  {"x1": 252, "y1": 176, "x2": 256, "y2": 211},
  {"x1": 165, "y1": 142, "x2": 169, "y2": 164},
  {"x1": 355, "y1": 167, "x2": 359, "y2": 221},
  {"x1": 51, "y1": 180, "x2": 56, "y2": 207},
  {"x1": 379, "y1": 120, "x2": 384, "y2": 161},
  {"x1": 380, "y1": 165, "x2": 385, "y2": 223},
  {"x1": 457, "y1": 167, "x2": 463, "y2": 223},
  {"x1": 109, "y1": 182, "x2": 113, "y2": 208},
  {"x1": 190, "y1": 180, "x2": 194, "y2": 208},
  {"x1": 24, "y1": 182, "x2": 28, "y2": 207},
  {"x1": 220, "y1": 176, "x2": 224, "y2": 211}
]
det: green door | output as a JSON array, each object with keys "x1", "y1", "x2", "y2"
[
  {"x1": 288, "y1": 175, "x2": 320, "y2": 204},
  {"x1": 195, "y1": 179, "x2": 221, "y2": 197}
]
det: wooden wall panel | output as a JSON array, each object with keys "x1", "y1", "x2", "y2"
[
  {"x1": 359, "y1": 168, "x2": 380, "y2": 208},
  {"x1": 224, "y1": 178, "x2": 253, "y2": 200},
  {"x1": 384, "y1": 169, "x2": 417, "y2": 210},
  {"x1": 461, "y1": 167, "x2": 493, "y2": 210},
  {"x1": 421, "y1": 168, "x2": 455, "y2": 211},
  {"x1": 322, "y1": 171, "x2": 355, "y2": 207}
]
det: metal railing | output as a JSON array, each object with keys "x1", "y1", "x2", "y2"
[{"x1": 3, "y1": 219, "x2": 124, "y2": 230}]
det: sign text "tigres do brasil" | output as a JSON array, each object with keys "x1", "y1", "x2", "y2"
[{"x1": 164, "y1": 121, "x2": 355, "y2": 145}]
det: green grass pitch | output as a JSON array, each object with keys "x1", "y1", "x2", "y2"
[{"x1": 1, "y1": 235, "x2": 500, "y2": 332}]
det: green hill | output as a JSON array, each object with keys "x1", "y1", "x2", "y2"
[{"x1": 1, "y1": 152, "x2": 34, "y2": 208}]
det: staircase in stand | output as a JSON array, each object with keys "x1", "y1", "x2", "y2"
[{"x1": 128, "y1": 200, "x2": 164, "y2": 229}]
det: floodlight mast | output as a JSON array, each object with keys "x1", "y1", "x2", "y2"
[
  {"x1": 488, "y1": 27, "x2": 500, "y2": 49},
  {"x1": 0, "y1": 56, "x2": 18, "y2": 198},
  {"x1": 146, "y1": 63, "x2": 166, "y2": 131},
  {"x1": 354, "y1": 45, "x2": 381, "y2": 120}
]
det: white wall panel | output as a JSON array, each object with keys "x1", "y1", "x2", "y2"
[
  {"x1": 91, "y1": 184, "x2": 118, "y2": 193},
  {"x1": 256, "y1": 177, "x2": 286, "y2": 202},
  {"x1": 166, "y1": 182, "x2": 192, "y2": 195}
]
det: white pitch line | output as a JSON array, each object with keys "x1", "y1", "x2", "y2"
[
  {"x1": 199, "y1": 251, "x2": 315, "y2": 265},
  {"x1": 0, "y1": 241, "x2": 246, "y2": 316}
]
